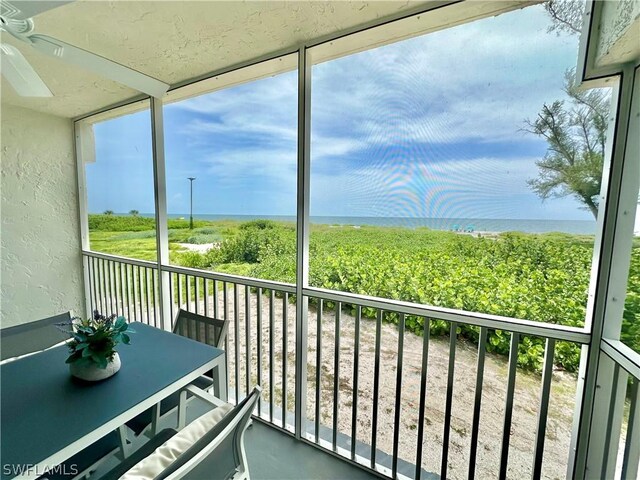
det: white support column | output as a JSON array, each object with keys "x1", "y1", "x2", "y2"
[
  {"x1": 294, "y1": 45, "x2": 312, "y2": 439},
  {"x1": 572, "y1": 65, "x2": 638, "y2": 479},
  {"x1": 74, "y1": 120, "x2": 93, "y2": 318},
  {"x1": 602, "y1": 65, "x2": 640, "y2": 341},
  {"x1": 150, "y1": 97, "x2": 172, "y2": 332}
]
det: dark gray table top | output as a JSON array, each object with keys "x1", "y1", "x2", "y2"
[{"x1": 1, "y1": 322, "x2": 223, "y2": 479}]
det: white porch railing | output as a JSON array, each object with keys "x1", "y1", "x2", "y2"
[{"x1": 81, "y1": 250, "x2": 639, "y2": 479}]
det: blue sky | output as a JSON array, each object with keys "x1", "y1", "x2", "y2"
[{"x1": 86, "y1": 5, "x2": 596, "y2": 221}]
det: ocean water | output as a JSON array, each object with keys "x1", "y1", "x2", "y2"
[{"x1": 162, "y1": 214, "x2": 596, "y2": 235}]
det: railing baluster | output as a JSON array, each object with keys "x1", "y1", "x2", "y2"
[
  {"x1": 188, "y1": 277, "x2": 195, "y2": 338},
  {"x1": 92, "y1": 257, "x2": 99, "y2": 313},
  {"x1": 177, "y1": 273, "x2": 183, "y2": 311},
  {"x1": 145, "y1": 267, "x2": 151, "y2": 325},
  {"x1": 168, "y1": 271, "x2": 174, "y2": 325},
  {"x1": 108, "y1": 260, "x2": 115, "y2": 314},
  {"x1": 95, "y1": 259, "x2": 100, "y2": 313},
  {"x1": 332, "y1": 301, "x2": 341, "y2": 451},
  {"x1": 195, "y1": 275, "x2": 201, "y2": 315},
  {"x1": 105, "y1": 260, "x2": 111, "y2": 314},
  {"x1": 283, "y1": 292, "x2": 289, "y2": 430},
  {"x1": 269, "y1": 289, "x2": 275, "y2": 423},
  {"x1": 499, "y1": 332, "x2": 520, "y2": 480},
  {"x1": 392, "y1": 313, "x2": 405, "y2": 478},
  {"x1": 98, "y1": 258, "x2": 103, "y2": 313},
  {"x1": 133, "y1": 266, "x2": 140, "y2": 322},
  {"x1": 116, "y1": 262, "x2": 121, "y2": 314},
  {"x1": 351, "y1": 305, "x2": 361, "y2": 460},
  {"x1": 441, "y1": 321, "x2": 458, "y2": 479},
  {"x1": 622, "y1": 378, "x2": 640, "y2": 480},
  {"x1": 245, "y1": 284, "x2": 251, "y2": 397},
  {"x1": 204, "y1": 280, "x2": 211, "y2": 345},
  {"x1": 151, "y1": 268, "x2": 157, "y2": 327},
  {"x1": 204, "y1": 279, "x2": 209, "y2": 318},
  {"x1": 223, "y1": 282, "x2": 230, "y2": 402},
  {"x1": 138, "y1": 266, "x2": 144, "y2": 322},
  {"x1": 603, "y1": 363, "x2": 628, "y2": 479},
  {"x1": 88, "y1": 257, "x2": 96, "y2": 313},
  {"x1": 415, "y1": 317, "x2": 430, "y2": 480},
  {"x1": 213, "y1": 280, "x2": 219, "y2": 318},
  {"x1": 138, "y1": 267, "x2": 147, "y2": 323},
  {"x1": 112, "y1": 261, "x2": 117, "y2": 314},
  {"x1": 532, "y1": 338, "x2": 556, "y2": 478},
  {"x1": 104, "y1": 259, "x2": 110, "y2": 314},
  {"x1": 371, "y1": 309, "x2": 383, "y2": 469},
  {"x1": 100, "y1": 258, "x2": 107, "y2": 313},
  {"x1": 469, "y1": 326, "x2": 488, "y2": 479},
  {"x1": 125, "y1": 264, "x2": 132, "y2": 321},
  {"x1": 186, "y1": 274, "x2": 192, "y2": 312},
  {"x1": 315, "y1": 298, "x2": 323, "y2": 443},
  {"x1": 119, "y1": 262, "x2": 125, "y2": 316},
  {"x1": 257, "y1": 288, "x2": 263, "y2": 416},
  {"x1": 234, "y1": 284, "x2": 240, "y2": 403}
]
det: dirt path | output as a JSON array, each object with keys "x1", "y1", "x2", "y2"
[{"x1": 186, "y1": 286, "x2": 577, "y2": 480}]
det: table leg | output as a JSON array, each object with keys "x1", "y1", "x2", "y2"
[
  {"x1": 117, "y1": 425, "x2": 131, "y2": 458},
  {"x1": 178, "y1": 390, "x2": 188, "y2": 429},
  {"x1": 150, "y1": 403, "x2": 160, "y2": 436},
  {"x1": 214, "y1": 355, "x2": 228, "y2": 402}
]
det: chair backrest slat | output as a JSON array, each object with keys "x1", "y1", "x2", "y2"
[
  {"x1": 172, "y1": 309, "x2": 229, "y2": 350},
  {"x1": 0, "y1": 312, "x2": 72, "y2": 361}
]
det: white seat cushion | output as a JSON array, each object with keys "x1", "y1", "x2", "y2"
[{"x1": 121, "y1": 402, "x2": 233, "y2": 480}]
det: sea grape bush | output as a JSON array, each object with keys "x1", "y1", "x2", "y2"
[{"x1": 100, "y1": 216, "x2": 637, "y2": 373}]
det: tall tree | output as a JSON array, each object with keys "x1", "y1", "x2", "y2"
[
  {"x1": 524, "y1": 71, "x2": 609, "y2": 219},
  {"x1": 525, "y1": 1, "x2": 609, "y2": 219}
]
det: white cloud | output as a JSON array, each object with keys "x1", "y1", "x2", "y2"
[
  {"x1": 159, "y1": 4, "x2": 596, "y2": 221},
  {"x1": 310, "y1": 4, "x2": 579, "y2": 150}
]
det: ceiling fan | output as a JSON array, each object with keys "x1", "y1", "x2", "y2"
[{"x1": 0, "y1": 0, "x2": 169, "y2": 97}]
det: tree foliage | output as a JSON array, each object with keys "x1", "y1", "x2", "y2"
[
  {"x1": 525, "y1": 71, "x2": 609, "y2": 218},
  {"x1": 544, "y1": 0, "x2": 584, "y2": 35}
]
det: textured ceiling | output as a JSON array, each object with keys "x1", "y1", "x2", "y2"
[{"x1": 1, "y1": 0, "x2": 438, "y2": 118}]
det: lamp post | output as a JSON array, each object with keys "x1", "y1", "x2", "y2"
[{"x1": 188, "y1": 177, "x2": 196, "y2": 229}]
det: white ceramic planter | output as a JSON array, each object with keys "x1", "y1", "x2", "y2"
[{"x1": 69, "y1": 352, "x2": 121, "y2": 382}]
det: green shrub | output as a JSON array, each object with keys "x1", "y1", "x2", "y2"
[{"x1": 94, "y1": 218, "x2": 640, "y2": 373}]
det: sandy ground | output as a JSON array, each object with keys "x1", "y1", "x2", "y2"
[
  {"x1": 180, "y1": 286, "x2": 579, "y2": 480},
  {"x1": 176, "y1": 243, "x2": 216, "y2": 253}
]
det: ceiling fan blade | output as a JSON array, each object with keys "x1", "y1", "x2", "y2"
[
  {"x1": 0, "y1": 1, "x2": 73, "y2": 20},
  {"x1": 0, "y1": 43, "x2": 52, "y2": 96},
  {"x1": 28, "y1": 34, "x2": 169, "y2": 97}
]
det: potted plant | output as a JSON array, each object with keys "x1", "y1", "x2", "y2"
[{"x1": 59, "y1": 311, "x2": 134, "y2": 382}]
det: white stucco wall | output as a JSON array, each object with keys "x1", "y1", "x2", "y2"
[{"x1": 1, "y1": 104, "x2": 85, "y2": 327}]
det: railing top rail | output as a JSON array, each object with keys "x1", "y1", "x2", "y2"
[
  {"x1": 82, "y1": 250, "x2": 157, "y2": 269},
  {"x1": 162, "y1": 264, "x2": 297, "y2": 293},
  {"x1": 601, "y1": 339, "x2": 640, "y2": 380},
  {"x1": 304, "y1": 286, "x2": 591, "y2": 344},
  {"x1": 82, "y1": 250, "x2": 591, "y2": 344}
]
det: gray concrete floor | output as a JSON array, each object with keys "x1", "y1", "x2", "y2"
[
  {"x1": 238, "y1": 422, "x2": 379, "y2": 480},
  {"x1": 93, "y1": 397, "x2": 380, "y2": 480}
]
